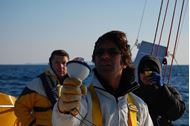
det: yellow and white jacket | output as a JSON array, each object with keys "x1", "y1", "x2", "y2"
[
  {"x1": 15, "y1": 67, "x2": 59, "y2": 126},
  {"x1": 52, "y1": 72, "x2": 153, "y2": 126}
]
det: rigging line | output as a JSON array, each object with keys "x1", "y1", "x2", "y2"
[
  {"x1": 174, "y1": 0, "x2": 189, "y2": 62},
  {"x1": 165, "y1": 0, "x2": 177, "y2": 57},
  {"x1": 74, "y1": 116, "x2": 92, "y2": 126},
  {"x1": 135, "y1": 0, "x2": 147, "y2": 43},
  {"x1": 155, "y1": 0, "x2": 170, "y2": 56},
  {"x1": 151, "y1": 0, "x2": 164, "y2": 55},
  {"x1": 156, "y1": 0, "x2": 170, "y2": 81},
  {"x1": 167, "y1": 0, "x2": 185, "y2": 84},
  {"x1": 73, "y1": 108, "x2": 96, "y2": 126},
  {"x1": 131, "y1": 0, "x2": 147, "y2": 51},
  {"x1": 164, "y1": 0, "x2": 177, "y2": 82}
]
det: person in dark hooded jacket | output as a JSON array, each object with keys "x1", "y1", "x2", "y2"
[{"x1": 133, "y1": 55, "x2": 186, "y2": 126}]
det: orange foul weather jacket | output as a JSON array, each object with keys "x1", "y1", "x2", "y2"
[{"x1": 15, "y1": 68, "x2": 61, "y2": 126}]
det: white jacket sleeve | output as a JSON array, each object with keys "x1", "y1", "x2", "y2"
[
  {"x1": 52, "y1": 102, "x2": 82, "y2": 126},
  {"x1": 132, "y1": 93, "x2": 154, "y2": 126},
  {"x1": 141, "y1": 104, "x2": 154, "y2": 126}
]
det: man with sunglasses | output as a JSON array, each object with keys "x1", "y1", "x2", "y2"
[
  {"x1": 52, "y1": 30, "x2": 153, "y2": 126},
  {"x1": 133, "y1": 55, "x2": 185, "y2": 126}
]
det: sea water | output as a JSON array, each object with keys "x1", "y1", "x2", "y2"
[{"x1": 0, "y1": 64, "x2": 188, "y2": 125}]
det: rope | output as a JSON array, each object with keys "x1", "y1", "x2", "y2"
[
  {"x1": 151, "y1": 0, "x2": 164, "y2": 55},
  {"x1": 135, "y1": 0, "x2": 147, "y2": 43},
  {"x1": 155, "y1": 0, "x2": 170, "y2": 56},
  {"x1": 162, "y1": 0, "x2": 177, "y2": 82},
  {"x1": 174, "y1": 0, "x2": 189, "y2": 59},
  {"x1": 131, "y1": 0, "x2": 147, "y2": 51},
  {"x1": 167, "y1": 0, "x2": 185, "y2": 84},
  {"x1": 165, "y1": 0, "x2": 177, "y2": 57}
]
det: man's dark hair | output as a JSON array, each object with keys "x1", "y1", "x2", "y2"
[
  {"x1": 49, "y1": 50, "x2": 69, "y2": 64},
  {"x1": 92, "y1": 30, "x2": 132, "y2": 66}
]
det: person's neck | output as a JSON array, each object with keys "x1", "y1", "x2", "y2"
[
  {"x1": 107, "y1": 75, "x2": 120, "y2": 91},
  {"x1": 99, "y1": 71, "x2": 121, "y2": 91}
]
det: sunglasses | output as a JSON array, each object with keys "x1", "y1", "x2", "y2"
[
  {"x1": 141, "y1": 70, "x2": 153, "y2": 76},
  {"x1": 94, "y1": 48, "x2": 121, "y2": 57}
]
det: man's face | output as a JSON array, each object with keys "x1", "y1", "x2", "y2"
[
  {"x1": 51, "y1": 55, "x2": 69, "y2": 78},
  {"x1": 140, "y1": 71, "x2": 153, "y2": 86},
  {"x1": 94, "y1": 40, "x2": 124, "y2": 78}
]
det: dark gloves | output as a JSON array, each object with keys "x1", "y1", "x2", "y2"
[{"x1": 149, "y1": 72, "x2": 164, "y2": 87}]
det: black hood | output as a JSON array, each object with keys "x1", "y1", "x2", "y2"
[{"x1": 138, "y1": 55, "x2": 162, "y2": 82}]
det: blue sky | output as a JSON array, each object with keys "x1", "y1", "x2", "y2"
[{"x1": 0, "y1": 0, "x2": 189, "y2": 64}]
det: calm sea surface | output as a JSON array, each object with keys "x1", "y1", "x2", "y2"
[{"x1": 0, "y1": 64, "x2": 188, "y2": 125}]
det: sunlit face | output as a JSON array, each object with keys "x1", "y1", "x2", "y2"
[
  {"x1": 51, "y1": 55, "x2": 69, "y2": 79},
  {"x1": 140, "y1": 70, "x2": 153, "y2": 86},
  {"x1": 94, "y1": 40, "x2": 124, "y2": 78}
]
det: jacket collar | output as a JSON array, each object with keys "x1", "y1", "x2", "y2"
[{"x1": 91, "y1": 69, "x2": 139, "y2": 98}]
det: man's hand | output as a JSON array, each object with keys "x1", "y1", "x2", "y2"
[
  {"x1": 58, "y1": 78, "x2": 86, "y2": 116},
  {"x1": 148, "y1": 72, "x2": 163, "y2": 87}
]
